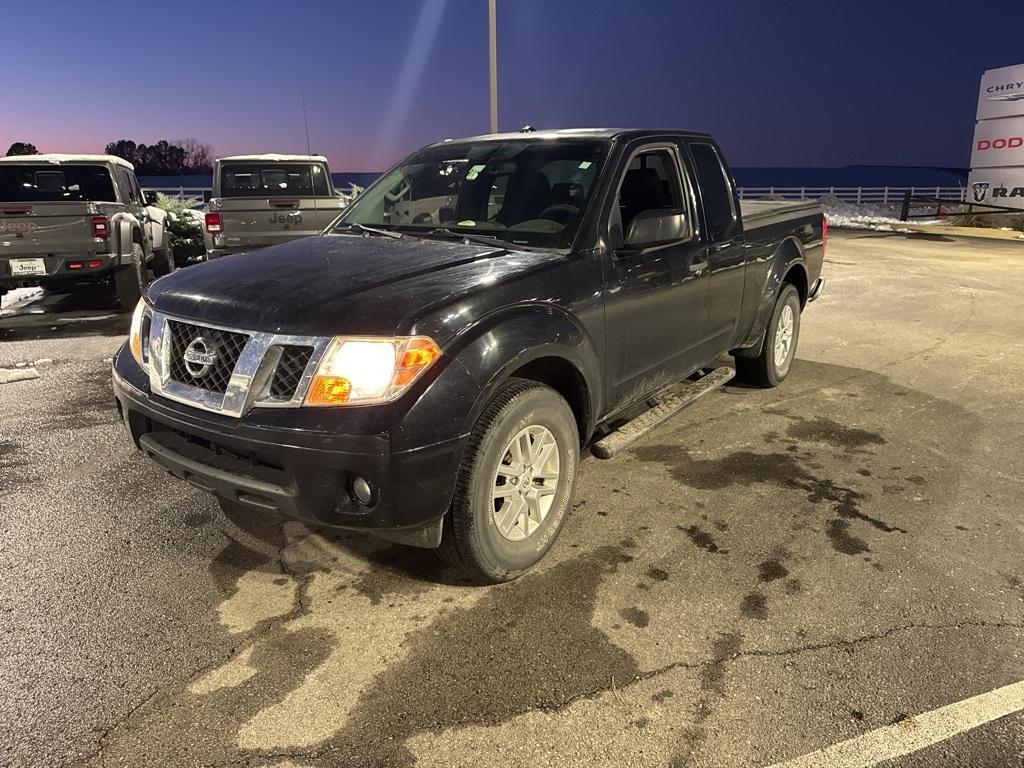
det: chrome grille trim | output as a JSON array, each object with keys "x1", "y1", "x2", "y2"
[{"x1": 146, "y1": 310, "x2": 331, "y2": 418}]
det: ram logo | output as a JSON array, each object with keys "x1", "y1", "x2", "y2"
[{"x1": 972, "y1": 182, "x2": 990, "y2": 203}]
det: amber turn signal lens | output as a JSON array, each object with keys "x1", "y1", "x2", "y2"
[
  {"x1": 129, "y1": 299, "x2": 147, "y2": 368},
  {"x1": 307, "y1": 375, "x2": 353, "y2": 405},
  {"x1": 400, "y1": 339, "x2": 441, "y2": 369}
]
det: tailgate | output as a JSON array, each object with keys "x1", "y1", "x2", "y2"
[
  {"x1": 216, "y1": 197, "x2": 344, "y2": 249},
  {"x1": 0, "y1": 203, "x2": 95, "y2": 257}
]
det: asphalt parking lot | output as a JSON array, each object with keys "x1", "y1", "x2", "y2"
[{"x1": 2, "y1": 229, "x2": 1023, "y2": 768}]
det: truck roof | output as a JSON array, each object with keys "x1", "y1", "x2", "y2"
[
  {"x1": 427, "y1": 128, "x2": 713, "y2": 147},
  {"x1": 217, "y1": 154, "x2": 329, "y2": 163},
  {"x1": 0, "y1": 153, "x2": 135, "y2": 169}
]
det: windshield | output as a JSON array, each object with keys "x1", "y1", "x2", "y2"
[
  {"x1": 0, "y1": 164, "x2": 117, "y2": 203},
  {"x1": 218, "y1": 162, "x2": 330, "y2": 197},
  {"x1": 334, "y1": 139, "x2": 607, "y2": 249}
]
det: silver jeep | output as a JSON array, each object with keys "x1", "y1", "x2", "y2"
[
  {"x1": 202, "y1": 155, "x2": 346, "y2": 258},
  {"x1": 0, "y1": 154, "x2": 173, "y2": 307}
]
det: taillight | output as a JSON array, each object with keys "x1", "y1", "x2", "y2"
[
  {"x1": 821, "y1": 218, "x2": 828, "y2": 259},
  {"x1": 205, "y1": 212, "x2": 222, "y2": 233},
  {"x1": 91, "y1": 216, "x2": 110, "y2": 239}
]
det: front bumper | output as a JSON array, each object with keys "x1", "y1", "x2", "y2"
[{"x1": 112, "y1": 347, "x2": 469, "y2": 548}]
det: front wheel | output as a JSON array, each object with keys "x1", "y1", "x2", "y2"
[
  {"x1": 735, "y1": 283, "x2": 801, "y2": 388},
  {"x1": 151, "y1": 241, "x2": 175, "y2": 277},
  {"x1": 439, "y1": 378, "x2": 579, "y2": 583},
  {"x1": 114, "y1": 243, "x2": 147, "y2": 309}
]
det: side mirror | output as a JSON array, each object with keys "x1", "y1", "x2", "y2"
[
  {"x1": 624, "y1": 209, "x2": 687, "y2": 249},
  {"x1": 203, "y1": 190, "x2": 213, "y2": 203},
  {"x1": 143, "y1": 190, "x2": 159, "y2": 206}
]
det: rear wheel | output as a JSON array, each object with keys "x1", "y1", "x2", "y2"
[
  {"x1": 114, "y1": 242, "x2": 147, "y2": 309},
  {"x1": 735, "y1": 283, "x2": 801, "y2": 387},
  {"x1": 438, "y1": 378, "x2": 579, "y2": 583}
]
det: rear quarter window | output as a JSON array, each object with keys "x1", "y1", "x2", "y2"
[
  {"x1": 0, "y1": 165, "x2": 117, "y2": 203},
  {"x1": 689, "y1": 143, "x2": 736, "y2": 240}
]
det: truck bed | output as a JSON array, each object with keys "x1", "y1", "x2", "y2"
[{"x1": 740, "y1": 199, "x2": 823, "y2": 230}]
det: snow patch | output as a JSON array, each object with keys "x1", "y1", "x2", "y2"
[{"x1": 1, "y1": 287, "x2": 44, "y2": 311}]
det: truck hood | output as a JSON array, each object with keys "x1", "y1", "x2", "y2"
[{"x1": 147, "y1": 234, "x2": 552, "y2": 338}]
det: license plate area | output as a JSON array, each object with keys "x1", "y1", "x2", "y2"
[{"x1": 10, "y1": 258, "x2": 46, "y2": 276}]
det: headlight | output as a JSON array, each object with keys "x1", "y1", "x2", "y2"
[
  {"x1": 129, "y1": 299, "x2": 150, "y2": 369},
  {"x1": 304, "y1": 336, "x2": 441, "y2": 406}
]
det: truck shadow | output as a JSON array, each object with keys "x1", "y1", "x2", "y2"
[{"x1": 0, "y1": 286, "x2": 129, "y2": 341}]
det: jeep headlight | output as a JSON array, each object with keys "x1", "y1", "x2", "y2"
[
  {"x1": 129, "y1": 299, "x2": 151, "y2": 370},
  {"x1": 304, "y1": 336, "x2": 441, "y2": 406}
]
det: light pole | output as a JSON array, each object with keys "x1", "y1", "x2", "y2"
[{"x1": 488, "y1": 0, "x2": 498, "y2": 133}]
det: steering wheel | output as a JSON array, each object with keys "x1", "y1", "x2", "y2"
[
  {"x1": 537, "y1": 204, "x2": 580, "y2": 225},
  {"x1": 385, "y1": 179, "x2": 411, "y2": 204}
]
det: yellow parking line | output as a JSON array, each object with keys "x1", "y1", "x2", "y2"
[{"x1": 766, "y1": 679, "x2": 1024, "y2": 768}]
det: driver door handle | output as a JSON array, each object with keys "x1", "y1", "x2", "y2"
[{"x1": 709, "y1": 237, "x2": 741, "y2": 254}]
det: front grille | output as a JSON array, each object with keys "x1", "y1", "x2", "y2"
[
  {"x1": 167, "y1": 320, "x2": 249, "y2": 394},
  {"x1": 269, "y1": 345, "x2": 313, "y2": 400}
]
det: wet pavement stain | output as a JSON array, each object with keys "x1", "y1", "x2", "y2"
[
  {"x1": 88, "y1": 546, "x2": 641, "y2": 768},
  {"x1": 46, "y1": 368, "x2": 119, "y2": 429},
  {"x1": 779, "y1": 414, "x2": 886, "y2": 451},
  {"x1": 349, "y1": 545, "x2": 463, "y2": 606},
  {"x1": 826, "y1": 519, "x2": 871, "y2": 555},
  {"x1": 620, "y1": 606, "x2": 651, "y2": 628},
  {"x1": 182, "y1": 511, "x2": 211, "y2": 528},
  {"x1": 758, "y1": 559, "x2": 789, "y2": 583},
  {"x1": 305, "y1": 546, "x2": 641, "y2": 767},
  {"x1": 634, "y1": 439, "x2": 906, "y2": 556},
  {"x1": 740, "y1": 593, "x2": 769, "y2": 620},
  {"x1": 678, "y1": 524, "x2": 726, "y2": 554},
  {"x1": 91, "y1": 624, "x2": 336, "y2": 767},
  {"x1": 0, "y1": 439, "x2": 35, "y2": 489}
]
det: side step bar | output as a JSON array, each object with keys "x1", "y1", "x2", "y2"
[{"x1": 591, "y1": 366, "x2": 735, "y2": 460}]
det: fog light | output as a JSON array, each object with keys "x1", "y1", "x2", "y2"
[{"x1": 352, "y1": 476, "x2": 374, "y2": 505}]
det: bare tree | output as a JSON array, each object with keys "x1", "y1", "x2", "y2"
[{"x1": 177, "y1": 138, "x2": 214, "y2": 173}]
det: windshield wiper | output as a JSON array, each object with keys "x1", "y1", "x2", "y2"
[
  {"x1": 421, "y1": 227, "x2": 522, "y2": 250},
  {"x1": 334, "y1": 222, "x2": 404, "y2": 240}
]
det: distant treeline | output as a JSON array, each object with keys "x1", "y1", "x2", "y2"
[{"x1": 3, "y1": 138, "x2": 214, "y2": 175}]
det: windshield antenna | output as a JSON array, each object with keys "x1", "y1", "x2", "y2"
[
  {"x1": 300, "y1": 75, "x2": 313, "y2": 156},
  {"x1": 299, "y1": 71, "x2": 321, "y2": 223}
]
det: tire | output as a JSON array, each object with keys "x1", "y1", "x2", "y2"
[
  {"x1": 735, "y1": 283, "x2": 801, "y2": 388},
  {"x1": 151, "y1": 241, "x2": 175, "y2": 277},
  {"x1": 438, "y1": 378, "x2": 580, "y2": 583},
  {"x1": 114, "y1": 242, "x2": 147, "y2": 309}
]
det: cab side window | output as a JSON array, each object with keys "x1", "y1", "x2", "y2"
[
  {"x1": 689, "y1": 143, "x2": 736, "y2": 241},
  {"x1": 115, "y1": 168, "x2": 136, "y2": 205},
  {"x1": 617, "y1": 149, "x2": 685, "y2": 238},
  {"x1": 128, "y1": 173, "x2": 145, "y2": 206}
]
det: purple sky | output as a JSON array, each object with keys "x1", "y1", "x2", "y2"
[{"x1": 2, "y1": 0, "x2": 1019, "y2": 171}]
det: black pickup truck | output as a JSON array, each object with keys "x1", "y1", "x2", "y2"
[{"x1": 113, "y1": 129, "x2": 824, "y2": 582}]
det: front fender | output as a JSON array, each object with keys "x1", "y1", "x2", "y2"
[
  {"x1": 736, "y1": 237, "x2": 804, "y2": 355},
  {"x1": 110, "y1": 212, "x2": 142, "y2": 264},
  {"x1": 445, "y1": 303, "x2": 602, "y2": 438}
]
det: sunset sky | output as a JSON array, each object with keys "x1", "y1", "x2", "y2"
[{"x1": 2, "y1": 0, "x2": 1019, "y2": 171}]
